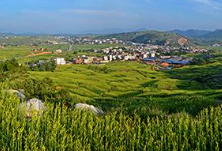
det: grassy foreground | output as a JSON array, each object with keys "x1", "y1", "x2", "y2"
[{"x1": 0, "y1": 91, "x2": 222, "y2": 150}]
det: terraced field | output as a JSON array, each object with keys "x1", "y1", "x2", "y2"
[
  {"x1": 2, "y1": 45, "x2": 222, "y2": 115},
  {"x1": 30, "y1": 62, "x2": 171, "y2": 99},
  {"x1": 0, "y1": 46, "x2": 32, "y2": 60},
  {"x1": 29, "y1": 61, "x2": 222, "y2": 115}
]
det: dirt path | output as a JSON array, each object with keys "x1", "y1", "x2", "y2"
[{"x1": 28, "y1": 52, "x2": 52, "y2": 57}]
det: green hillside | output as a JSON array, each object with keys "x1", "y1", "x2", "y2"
[
  {"x1": 28, "y1": 61, "x2": 222, "y2": 116},
  {"x1": 170, "y1": 29, "x2": 211, "y2": 38},
  {"x1": 97, "y1": 30, "x2": 184, "y2": 46},
  {"x1": 198, "y1": 29, "x2": 222, "y2": 40},
  {"x1": 1, "y1": 44, "x2": 222, "y2": 150},
  {"x1": 0, "y1": 36, "x2": 59, "y2": 45}
]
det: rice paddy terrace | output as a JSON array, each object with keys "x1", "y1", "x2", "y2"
[{"x1": 29, "y1": 61, "x2": 222, "y2": 115}]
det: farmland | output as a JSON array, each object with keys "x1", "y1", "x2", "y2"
[
  {"x1": 1, "y1": 92, "x2": 222, "y2": 150},
  {"x1": 1, "y1": 43, "x2": 222, "y2": 150},
  {"x1": 2, "y1": 44, "x2": 222, "y2": 116},
  {"x1": 0, "y1": 44, "x2": 119, "y2": 63},
  {"x1": 28, "y1": 61, "x2": 222, "y2": 116}
]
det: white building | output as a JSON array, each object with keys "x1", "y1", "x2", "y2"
[
  {"x1": 103, "y1": 56, "x2": 108, "y2": 61},
  {"x1": 83, "y1": 57, "x2": 94, "y2": 64},
  {"x1": 150, "y1": 51, "x2": 156, "y2": 58},
  {"x1": 108, "y1": 55, "x2": 113, "y2": 61},
  {"x1": 124, "y1": 56, "x2": 130, "y2": 61},
  {"x1": 143, "y1": 54, "x2": 148, "y2": 59},
  {"x1": 54, "y1": 58, "x2": 66, "y2": 65},
  {"x1": 55, "y1": 49, "x2": 63, "y2": 53}
]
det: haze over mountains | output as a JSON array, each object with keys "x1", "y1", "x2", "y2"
[
  {"x1": 1, "y1": 29, "x2": 222, "y2": 43},
  {"x1": 171, "y1": 29, "x2": 222, "y2": 40},
  {"x1": 97, "y1": 30, "x2": 182, "y2": 46},
  {"x1": 1, "y1": 29, "x2": 221, "y2": 38}
]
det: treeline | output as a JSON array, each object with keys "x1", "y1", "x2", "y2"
[
  {"x1": 0, "y1": 59, "x2": 27, "y2": 82},
  {"x1": 28, "y1": 60, "x2": 56, "y2": 71},
  {"x1": 0, "y1": 59, "x2": 72, "y2": 104},
  {"x1": 0, "y1": 59, "x2": 23, "y2": 72}
]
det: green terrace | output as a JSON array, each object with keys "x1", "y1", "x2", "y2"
[{"x1": 29, "y1": 61, "x2": 222, "y2": 115}]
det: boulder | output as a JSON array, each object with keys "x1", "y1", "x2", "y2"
[
  {"x1": 19, "y1": 98, "x2": 45, "y2": 118},
  {"x1": 75, "y1": 103, "x2": 104, "y2": 115}
]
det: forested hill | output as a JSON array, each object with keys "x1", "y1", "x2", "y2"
[
  {"x1": 171, "y1": 29, "x2": 222, "y2": 40},
  {"x1": 170, "y1": 29, "x2": 211, "y2": 38},
  {"x1": 96, "y1": 30, "x2": 188, "y2": 46},
  {"x1": 197, "y1": 29, "x2": 222, "y2": 40}
]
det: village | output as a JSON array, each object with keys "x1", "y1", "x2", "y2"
[
  {"x1": 0, "y1": 35, "x2": 210, "y2": 70},
  {"x1": 27, "y1": 43, "x2": 203, "y2": 71},
  {"x1": 53, "y1": 36, "x2": 209, "y2": 69},
  {"x1": 23, "y1": 36, "x2": 211, "y2": 70}
]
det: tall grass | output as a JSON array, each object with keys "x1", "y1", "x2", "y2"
[{"x1": 0, "y1": 92, "x2": 222, "y2": 150}]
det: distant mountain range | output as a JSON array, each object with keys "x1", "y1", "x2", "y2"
[
  {"x1": 170, "y1": 29, "x2": 222, "y2": 40},
  {"x1": 170, "y1": 29, "x2": 211, "y2": 38},
  {"x1": 2, "y1": 28, "x2": 222, "y2": 46}
]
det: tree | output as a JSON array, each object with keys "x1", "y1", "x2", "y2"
[{"x1": 190, "y1": 58, "x2": 207, "y2": 65}]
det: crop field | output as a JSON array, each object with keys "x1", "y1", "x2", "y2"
[
  {"x1": 0, "y1": 46, "x2": 32, "y2": 60},
  {"x1": 0, "y1": 93, "x2": 222, "y2": 150},
  {"x1": 2, "y1": 45, "x2": 222, "y2": 115},
  {"x1": 0, "y1": 44, "x2": 122, "y2": 63},
  {"x1": 1, "y1": 43, "x2": 222, "y2": 150},
  {"x1": 29, "y1": 61, "x2": 222, "y2": 115},
  {"x1": 30, "y1": 62, "x2": 178, "y2": 100}
]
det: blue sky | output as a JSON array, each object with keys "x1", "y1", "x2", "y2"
[{"x1": 0, "y1": 0, "x2": 221, "y2": 33}]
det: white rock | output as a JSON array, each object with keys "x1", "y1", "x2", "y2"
[
  {"x1": 75, "y1": 103, "x2": 104, "y2": 115},
  {"x1": 19, "y1": 98, "x2": 45, "y2": 117}
]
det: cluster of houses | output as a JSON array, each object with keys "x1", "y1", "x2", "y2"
[
  {"x1": 212, "y1": 43, "x2": 222, "y2": 47},
  {"x1": 46, "y1": 45, "x2": 192, "y2": 70},
  {"x1": 143, "y1": 56, "x2": 191, "y2": 70},
  {"x1": 52, "y1": 54, "x2": 191, "y2": 70},
  {"x1": 23, "y1": 36, "x2": 210, "y2": 70},
  {"x1": 54, "y1": 58, "x2": 66, "y2": 65},
  {"x1": 189, "y1": 47, "x2": 208, "y2": 53},
  {"x1": 72, "y1": 48, "x2": 191, "y2": 69},
  {"x1": 66, "y1": 37, "x2": 125, "y2": 45}
]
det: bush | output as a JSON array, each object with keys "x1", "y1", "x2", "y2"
[{"x1": 190, "y1": 58, "x2": 207, "y2": 65}]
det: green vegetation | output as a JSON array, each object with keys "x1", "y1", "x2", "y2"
[
  {"x1": 39, "y1": 44, "x2": 69, "y2": 52},
  {"x1": 198, "y1": 29, "x2": 222, "y2": 40},
  {"x1": 28, "y1": 61, "x2": 222, "y2": 117},
  {"x1": 0, "y1": 44, "x2": 123, "y2": 63},
  {"x1": 0, "y1": 46, "x2": 32, "y2": 60},
  {"x1": 0, "y1": 93, "x2": 222, "y2": 150},
  {"x1": 0, "y1": 59, "x2": 71, "y2": 104},
  {"x1": 1, "y1": 40, "x2": 222, "y2": 150},
  {"x1": 11, "y1": 77, "x2": 71, "y2": 102},
  {"x1": 0, "y1": 59, "x2": 28, "y2": 82},
  {"x1": 0, "y1": 36, "x2": 59, "y2": 45},
  {"x1": 28, "y1": 60, "x2": 56, "y2": 71},
  {"x1": 97, "y1": 30, "x2": 182, "y2": 46}
]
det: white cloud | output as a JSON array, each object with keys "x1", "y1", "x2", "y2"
[{"x1": 189, "y1": 0, "x2": 221, "y2": 9}]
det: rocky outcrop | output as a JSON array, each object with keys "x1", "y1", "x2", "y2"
[
  {"x1": 178, "y1": 37, "x2": 189, "y2": 46},
  {"x1": 19, "y1": 98, "x2": 45, "y2": 118},
  {"x1": 75, "y1": 103, "x2": 104, "y2": 115}
]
